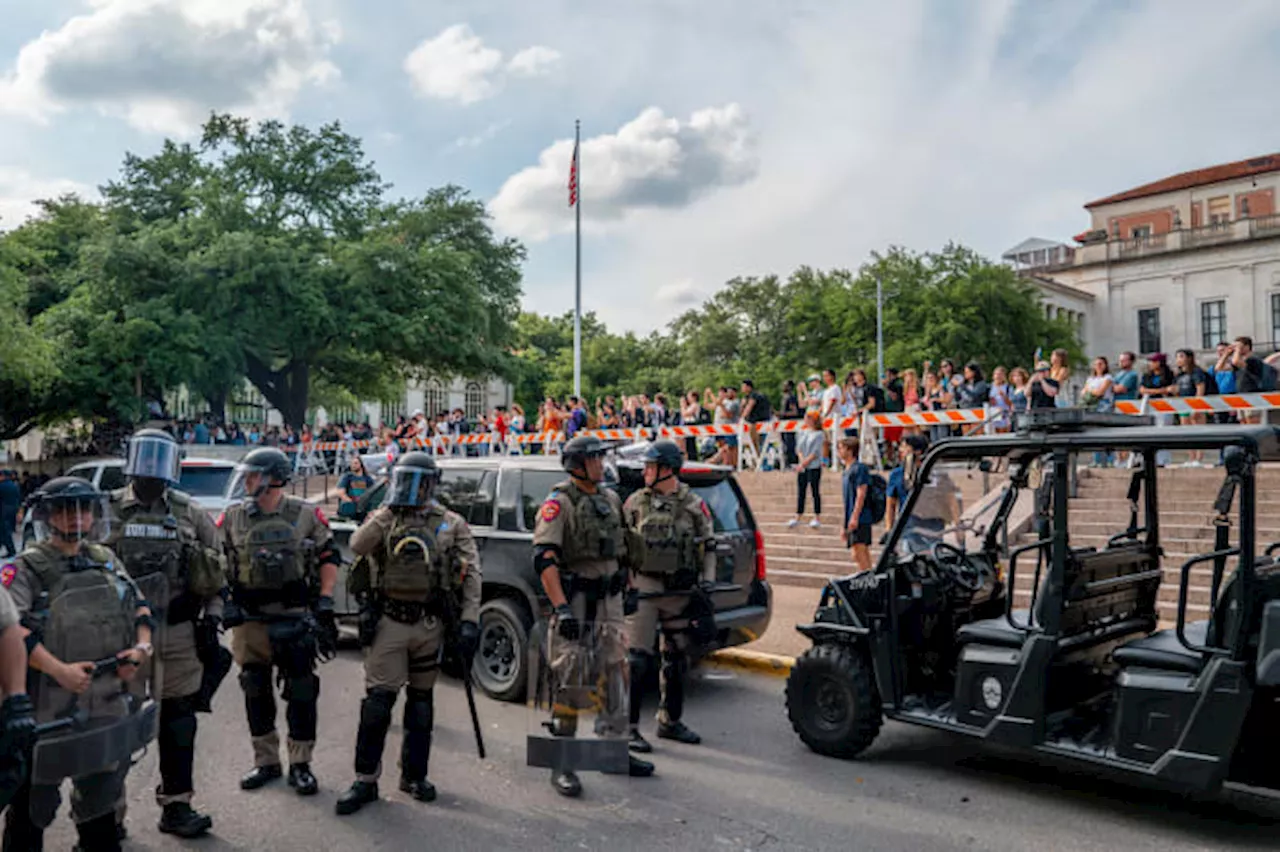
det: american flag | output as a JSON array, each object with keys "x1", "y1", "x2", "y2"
[{"x1": 568, "y1": 138, "x2": 579, "y2": 207}]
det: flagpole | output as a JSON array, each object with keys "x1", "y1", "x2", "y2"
[
  {"x1": 573, "y1": 119, "x2": 582, "y2": 400},
  {"x1": 876, "y1": 274, "x2": 884, "y2": 383}
]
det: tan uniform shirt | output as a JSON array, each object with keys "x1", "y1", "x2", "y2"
[
  {"x1": 218, "y1": 495, "x2": 334, "y2": 613},
  {"x1": 0, "y1": 584, "x2": 18, "y2": 631},
  {"x1": 351, "y1": 504, "x2": 482, "y2": 623}
]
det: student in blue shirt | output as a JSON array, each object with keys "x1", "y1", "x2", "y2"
[
  {"x1": 885, "y1": 433, "x2": 930, "y2": 531},
  {"x1": 838, "y1": 437, "x2": 875, "y2": 573}
]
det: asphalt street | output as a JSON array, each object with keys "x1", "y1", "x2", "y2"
[{"x1": 26, "y1": 648, "x2": 1280, "y2": 852}]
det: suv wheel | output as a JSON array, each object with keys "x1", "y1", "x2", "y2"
[
  {"x1": 785, "y1": 642, "x2": 882, "y2": 758},
  {"x1": 473, "y1": 597, "x2": 530, "y2": 703}
]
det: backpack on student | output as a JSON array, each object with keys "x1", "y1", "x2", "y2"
[{"x1": 866, "y1": 473, "x2": 888, "y2": 524}]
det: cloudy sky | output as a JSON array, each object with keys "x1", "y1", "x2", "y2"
[{"x1": 2, "y1": 0, "x2": 1279, "y2": 332}]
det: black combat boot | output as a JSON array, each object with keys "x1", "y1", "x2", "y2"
[
  {"x1": 239, "y1": 764, "x2": 282, "y2": 790},
  {"x1": 657, "y1": 720, "x2": 701, "y2": 745},
  {"x1": 335, "y1": 781, "x2": 379, "y2": 815},
  {"x1": 157, "y1": 803, "x2": 213, "y2": 838},
  {"x1": 399, "y1": 777, "x2": 437, "y2": 802},
  {"x1": 551, "y1": 770, "x2": 583, "y2": 798},
  {"x1": 629, "y1": 728, "x2": 653, "y2": 753},
  {"x1": 628, "y1": 755, "x2": 655, "y2": 777},
  {"x1": 288, "y1": 763, "x2": 318, "y2": 796}
]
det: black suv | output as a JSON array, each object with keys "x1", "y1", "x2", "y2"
[{"x1": 329, "y1": 455, "x2": 772, "y2": 703}]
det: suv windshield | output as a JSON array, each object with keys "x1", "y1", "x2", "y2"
[{"x1": 179, "y1": 466, "x2": 236, "y2": 498}]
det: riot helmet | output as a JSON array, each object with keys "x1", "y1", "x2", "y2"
[
  {"x1": 561, "y1": 435, "x2": 607, "y2": 483},
  {"x1": 386, "y1": 452, "x2": 441, "y2": 508},
  {"x1": 31, "y1": 477, "x2": 110, "y2": 547},
  {"x1": 642, "y1": 439, "x2": 683, "y2": 487},
  {"x1": 125, "y1": 428, "x2": 182, "y2": 503},
  {"x1": 236, "y1": 447, "x2": 292, "y2": 498}
]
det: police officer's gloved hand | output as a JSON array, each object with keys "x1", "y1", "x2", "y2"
[
  {"x1": 554, "y1": 604, "x2": 580, "y2": 641},
  {"x1": 315, "y1": 595, "x2": 339, "y2": 654},
  {"x1": 0, "y1": 694, "x2": 36, "y2": 754},
  {"x1": 457, "y1": 620, "x2": 480, "y2": 663},
  {"x1": 623, "y1": 588, "x2": 639, "y2": 617},
  {"x1": 195, "y1": 615, "x2": 222, "y2": 660}
]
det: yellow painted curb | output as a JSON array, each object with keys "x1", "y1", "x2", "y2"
[{"x1": 705, "y1": 648, "x2": 794, "y2": 677}]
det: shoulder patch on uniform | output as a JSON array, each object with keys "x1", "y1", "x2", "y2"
[
  {"x1": 215, "y1": 512, "x2": 226, "y2": 529},
  {"x1": 0, "y1": 561, "x2": 16, "y2": 588},
  {"x1": 314, "y1": 506, "x2": 329, "y2": 528},
  {"x1": 540, "y1": 501, "x2": 562, "y2": 522},
  {"x1": 700, "y1": 501, "x2": 711, "y2": 519}
]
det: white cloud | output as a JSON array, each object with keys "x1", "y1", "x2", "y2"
[
  {"x1": 403, "y1": 23, "x2": 559, "y2": 105},
  {"x1": 451, "y1": 120, "x2": 512, "y2": 150},
  {"x1": 507, "y1": 45, "x2": 562, "y2": 77},
  {"x1": 654, "y1": 279, "x2": 706, "y2": 309},
  {"x1": 0, "y1": 169, "x2": 94, "y2": 231},
  {"x1": 0, "y1": 0, "x2": 340, "y2": 135},
  {"x1": 490, "y1": 104, "x2": 758, "y2": 241}
]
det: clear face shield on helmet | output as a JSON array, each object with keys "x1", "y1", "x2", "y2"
[
  {"x1": 32, "y1": 495, "x2": 111, "y2": 546},
  {"x1": 386, "y1": 467, "x2": 438, "y2": 508},
  {"x1": 125, "y1": 435, "x2": 181, "y2": 485},
  {"x1": 235, "y1": 462, "x2": 284, "y2": 499}
]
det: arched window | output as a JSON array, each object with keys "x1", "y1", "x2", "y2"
[
  {"x1": 424, "y1": 379, "x2": 446, "y2": 418},
  {"x1": 465, "y1": 382, "x2": 485, "y2": 420}
]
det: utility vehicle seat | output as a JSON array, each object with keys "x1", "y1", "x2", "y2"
[{"x1": 1110, "y1": 622, "x2": 1208, "y2": 674}]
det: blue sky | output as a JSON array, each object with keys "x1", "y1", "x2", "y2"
[{"x1": 2, "y1": 0, "x2": 1279, "y2": 333}]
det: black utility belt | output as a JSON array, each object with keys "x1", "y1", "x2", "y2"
[{"x1": 381, "y1": 597, "x2": 439, "y2": 624}]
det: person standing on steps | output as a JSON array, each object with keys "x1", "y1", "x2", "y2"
[{"x1": 335, "y1": 452, "x2": 482, "y2": 815}]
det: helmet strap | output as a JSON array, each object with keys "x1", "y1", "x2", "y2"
[{"x1": 651, "y1": 469, "x2": 677, "y2": 487}]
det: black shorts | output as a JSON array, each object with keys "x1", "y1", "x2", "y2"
[{"x1": 846, "y1": 525, "x2": 872, "y2": 547}]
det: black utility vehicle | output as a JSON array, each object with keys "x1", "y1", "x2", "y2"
[
  {"x1": 331, "y1": 454, "x2": 772, "y2": 703},
  {"x1": 786, "y1": 411, "x2": 1280, "y2": 796}
]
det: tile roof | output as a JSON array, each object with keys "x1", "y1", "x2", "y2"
[{"x1": 1085, "y1": 153, "x2": 1280, "y2": 208}]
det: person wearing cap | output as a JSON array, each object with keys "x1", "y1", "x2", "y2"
[{"x1": 1027, "y1": 360, "x2": 1059, "y2": 410}]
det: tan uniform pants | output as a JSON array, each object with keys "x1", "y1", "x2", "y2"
[
  {"x1": 232, "y1": 619, "x2": 317, "y2": 767},
  {"x1": 364, "y1": 615, "x2": 444, "y2": 693},
  {"x1": 547, "y1": 590, "x2": 628, "y2": 738}
]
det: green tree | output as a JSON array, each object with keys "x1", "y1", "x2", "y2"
[{"x1": 0, "y1": 237, "x2": 56, "y2": 440}]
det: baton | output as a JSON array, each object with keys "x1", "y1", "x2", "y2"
[{"x1": 635, "y1": 583, "x2": 742, "y2": 601}]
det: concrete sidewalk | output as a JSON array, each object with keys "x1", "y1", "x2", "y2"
[{"x1": 740, "y1": 581, "x2": 825, "y2": 660}]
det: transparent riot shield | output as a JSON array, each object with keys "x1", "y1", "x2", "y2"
[
  {"x1": 527, "y1": 613, "x2": 630, "y2": 775},
  {"x1": 29, "y1": 572, "x2": 165, "y2": 821}
]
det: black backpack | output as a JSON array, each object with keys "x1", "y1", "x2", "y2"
[{"x1": 866, "y1": 471, "x2": 888, "y2": 524}]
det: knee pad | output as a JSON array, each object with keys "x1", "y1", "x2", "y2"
[
  {"x1": 361, "y1": 688, "x2": 397, "y2": 728},
  {"x1": 282, "y1": 673, "x2": 320, "y2": 703},
  {"x1": 403, "y1": 688, "x2": 433, "y2": 732},
  {"x1": 628, "y1": 649, "x2": 655, "y2": 683},
  {"x1": 238, "y1": 664, "x2": 272, "y2": 698}
]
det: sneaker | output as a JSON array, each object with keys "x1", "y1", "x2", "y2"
[
  {"x1": 809, "y1": 519, "x2": 821, "y2": 529},
  {"x1": 786, "y1": 518, "x2": 799, "y2": 528},
  {"x1": 657, "y1": 721, "x2": 702, "y2": 745}
]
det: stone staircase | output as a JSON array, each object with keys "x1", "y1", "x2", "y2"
[
  {"x1": 1009, "y1": 466, "x2": 1280, "y2": 626},
  {"x1": 736, "y1": 468, "x2": 996, "y2": 589},
  {"x1": 740, "y1": 465, "x2": 1280, "y2": 626}
]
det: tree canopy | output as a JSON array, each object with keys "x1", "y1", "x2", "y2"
[
  {"x1": 511, "y1": 244, "x2": 1081, "y2": 411},
  {"x1": 0, "y1": 114, "x2": 524, "y2": 439}
]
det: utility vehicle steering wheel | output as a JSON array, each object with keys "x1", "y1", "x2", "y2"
[{"x1": 930, "y1": 541, "x2": 985, "y2": 593}]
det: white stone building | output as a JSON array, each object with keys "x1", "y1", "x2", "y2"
[{"x1": 1007, "y1": 153, "x2": 1280, "y2": 361}]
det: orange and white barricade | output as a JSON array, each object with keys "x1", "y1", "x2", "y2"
[{"x1": 1114, "y1": 393, "x2": 1280, "y2": 416}]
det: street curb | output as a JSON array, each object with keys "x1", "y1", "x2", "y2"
[{"x1": 705, "y1": 648, "x2": 795, "y2": 677}]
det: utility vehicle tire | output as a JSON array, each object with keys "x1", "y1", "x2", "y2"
[{"x1": 786, "y1": 642, "x2": 882, "y2": 758}]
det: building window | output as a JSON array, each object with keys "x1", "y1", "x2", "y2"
[
  {"x1": 1131, "y1": 224, "x2": 1152, "y2": 239},
  {"x1": 1271, "y1": 294, "x2": 1280, "y2": 347},
  {"x1": 1138, "y1": 308, "x2": 1161, "y2": 355},
  {"x1": 464, "y1": 382, "x2": 485, "y2": 420},
  {"x1": 1208, "y1": 196, "x2": 1231, "y2": 225},
  {"x1": 1200, "y1": 300, "x2": 1226, "y2": 350},
  {"x1": 424, "y1": 379, "x2": 446, "y2": 418}
]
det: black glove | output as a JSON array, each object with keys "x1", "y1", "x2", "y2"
[
  {"x1": 357, "y1": 603, "x2": 380, "y2": 648},
  {"x1": 607, "y1": 569, "x2": 629, "y2": 597},
  {"x1": 222, "y1": 600, "x2": 247, "y2": 629},
  {"x1": 0, "y1": 695, "x2": 36, "y2": 755},
  {"x1": 456, "y1": 620, "x2": 480, "y2": 663},
  {"x1": 194, "y1": 615, "x2": 222, "y2": 663},
  {"x1": 315, "y1": 595, "x2": 338, "y2": 656},
  {"x1": 554, "y1": 604, "x2": 580, "y2": 641},
  {"x1": 623, "y1": 588, "x2": 639, "y2": 617}
]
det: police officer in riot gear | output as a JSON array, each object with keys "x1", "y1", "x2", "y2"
[
  {"x1": 335, "y1": 452, "x2": 482, "y2": 815},
  {"x1": 533, "y1": 434, "x2": 654, "y2": 798},
  {"x1": 106, "y1": 428, "x2": 226, "y2": 838},
  {"x1": 220, "y1": 448, "x2": 339, "y2": 796},
  {"x1": 624, "y1": 439, "x2": 717, "y2": 753},
  {"x1": 3, "y1": 478, "x2": 154, "y2": 852},
  {"x1": 0, "y1": 578, "x2": 34, "y2": 812}
]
